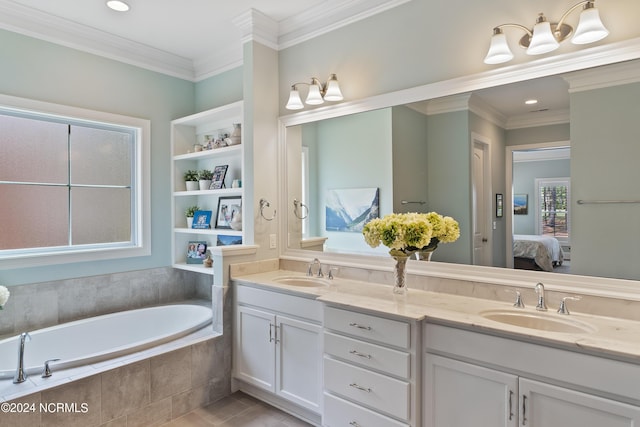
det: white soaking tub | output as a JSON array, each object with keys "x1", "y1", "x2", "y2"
[{"x1": 0, "y1": 303, "x2": 212, "y2": 380}]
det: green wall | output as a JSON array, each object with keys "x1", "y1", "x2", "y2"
[{"x1": 0, "y1": 29, "x2": 199, "y2": 286}]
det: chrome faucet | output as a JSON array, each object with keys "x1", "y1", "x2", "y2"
[
  {"x1": 13, "y1": 332, "x2": 31, "y2": 384},
  {"x1": 307, "y1": 258, "x2": 323, "y2": 277},
  {"x1": 535, "y1": 282, "x2": 548, "y2": 311}
]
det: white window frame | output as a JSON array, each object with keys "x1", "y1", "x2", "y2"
[{"x1": 0, "y1": 94, "x2": 151, "y2": 269}]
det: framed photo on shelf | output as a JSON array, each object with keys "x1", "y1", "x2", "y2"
[
  {"x1": 496, "y1": 193, "x2": 503, "y2": 218},
  {"x1": 210, "y1": 165, "x2": 228, "y2": 189},
  {"x1": 191, "y1": 210, "x2": 212, "y2": 229},
  {"x1": 186, "y1": 241, "x2": 208, "y2": 264},
  {"x1": 215, "y1": 196, "x2": 242, "y2": 229},
  {"x1": 217, "y1": 234, "x2": 243, "y2": 246}
]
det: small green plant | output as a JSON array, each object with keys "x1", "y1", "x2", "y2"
[
  {"x1": 185, "y1": 205, "x2": 200, "y2": 218},
  {"x1": 183, "y1": 170, "x2": 199, "y2": 181},
  {"x1": 198, "y1": 169, "x2": 213, "y2": 180}
]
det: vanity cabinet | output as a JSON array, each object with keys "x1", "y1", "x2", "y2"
[
  {"x1": 171, "y1": 101, "x2": 244, "y2": 274},
  {"x1": 323, "y1": 305, "x2": 420, "y2": 427},
  {"x1": 233, "y1": 284, "x2": 323, "y2": 414},
  {"x1": 424, "y1": 323, "x2": 640, "y2": 427}
]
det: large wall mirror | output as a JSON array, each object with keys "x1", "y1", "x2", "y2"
[{"x1": 279, "y1": 49, "x2": 640, "y2": 285}]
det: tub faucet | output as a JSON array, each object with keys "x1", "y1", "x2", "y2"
[
  {"x1": 13, "y1": 332, "x2": 31, "y2": 384},
  {"x1": 535, "y1": 282, "x2": 548, "y2": 311},
  {"x1": 307, "y1": 258, "x2": 323, "y2": 277}
]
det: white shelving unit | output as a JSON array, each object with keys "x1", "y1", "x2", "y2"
[{"x1": 171, "y1": 101, "x2": 244, "y2": 275}]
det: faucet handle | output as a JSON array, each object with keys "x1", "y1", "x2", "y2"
[
  {"x1": 557, "y1": 296, "x2": 581, "y2": 315},
  {"x1": 327, "y1": 267, "x2": 339, "y2": 280},
  {"x1": 505, "y1": 289, "x2": 525, "y2": 308},
  {"x1": 42, "y1": 358, "x2": 61, "y2": 378}
]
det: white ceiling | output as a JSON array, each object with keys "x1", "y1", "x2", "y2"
[
  {"x1": 0, "y1": 0, "x2": 410, "y2": 80},
  {"x1": 0, "y1": 0, "x2": 569, "y2": 122}
]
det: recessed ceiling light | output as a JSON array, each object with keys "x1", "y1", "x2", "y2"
[
  {"x1": 525, "y1": 99, "x2": 538, "y2": 105},
  {"x1": 106, "y1": 1, "x2": 130, "y2": 12}
]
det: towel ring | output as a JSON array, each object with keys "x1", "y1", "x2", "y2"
[
  {"x1": 259, "y1": 198, "x2": 276, "y2": 221},
  {"x1": 293, "y1": 199, "x2": 309, "y2": 219}
]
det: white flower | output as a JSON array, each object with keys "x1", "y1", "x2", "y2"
[{"x1": 0, "y1": 286, "x2": 10, "y2": 309}]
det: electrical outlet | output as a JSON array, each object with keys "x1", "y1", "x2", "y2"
[{"x1": 269, "y1": 234, "x2": 277, "y2": 249}]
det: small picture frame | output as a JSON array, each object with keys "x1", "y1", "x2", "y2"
[
  {"x1": 514, "y1": 194, "x2": 528, "y2": 215},
  {"x1": 496, "y1": 193, "x2": 503, "y2": 218},
  {"x1": 186, "y1": 241, "x2": 208, "y2": 264},
  {"x1": 191, "y1": 210, "x2": 212, "y2": 229},
  {"x1": 217, "y1": 234, "x2": 243, "y2": 246},
  {"x1": 210, "y1": 165, "x2": 228, "y2": 190},
  {"x1": 215, "y1": 196, "x2": 242, "y2": 229}
]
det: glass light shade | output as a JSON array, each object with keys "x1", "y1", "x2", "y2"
[
  {"x1": 305, "y1": 84, "x2": 324, "y2": 105},
  {"x1": 572, "y1": 7, "x2": 609, "y2": 44},
  {"x1": 323, "y1": 76, "x2": 343, "y2": 101},
  {"x1": 484, "y1": 31, "x2": 514, "y2": 64},
  {"x1": 285, "y1": 88, "x2": 304, "y2": 110},
  {"x1": 106, "y1": 0, "x2": 130, "y2": 11},
  {"x1": 527, "y1": 20, "x2": 559, "y2": 55}
]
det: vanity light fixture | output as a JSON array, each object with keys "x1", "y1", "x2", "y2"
[
  {"x1": 484, "y1": 0, "x2": 609, "y2": 65},
  {"x1": 106, "y1": 0, "x2": 130, "y2": 12},
  {"x1": 285, "y1": 74, "x2": 343, "y2": 110}
]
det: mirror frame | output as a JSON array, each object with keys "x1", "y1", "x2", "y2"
[{"x1": 278, "y1": 37, "x2": 640, "y2": 301}]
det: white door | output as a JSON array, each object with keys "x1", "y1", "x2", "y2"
[
  {"x1": 424, "y1": 354, "x2": 518, "y2": 427},
  {"x1": 276, "y1": 315, "x2": 322, "y2": 413},
  {"x1": 235, "y1": 305, "x2": 276, "y2": 391},
  {"x1": 473, "y1": 139, "x2": 491, "y2": 266},
  {"x1": 520, "y1": 378, "x2": 640, "y2": 427}
]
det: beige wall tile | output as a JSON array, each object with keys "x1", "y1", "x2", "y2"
[
  {"x1": 170, "y1": 384, "x2": 209, "y2": 419},
  {"x1": 4, "y1": 392, "x2": 42, "y2": 427},
  {"x1": 150, "y1": 347, "x2": 191, "y2": 402},
  {"x1": 100, "y1": 360, "x2": 150, "y2": 423},
  {"x1": 40, "y1": 375, "x2": 101, "y2": 427},
  {"x1": 125, "y1": 397, "x2": 172, "y2": 427}
]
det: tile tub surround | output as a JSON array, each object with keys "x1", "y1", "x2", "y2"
[
  {"x1": 2, "y1": 333, "x2": 230, "y2": 427},
  {"x1": 0, "y1": 267, "x2": 212, "y2": 338}
]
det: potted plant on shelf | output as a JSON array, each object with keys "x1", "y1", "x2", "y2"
[
  {"x1": 184, "y1": 170, "x2": 199, "y2": 191},
  {"x1": 198, "y1": 169, "x2": 213, "y2": 190},
  {"x1": 185, "y1": 205, "x2": 200, "y2": 228}
]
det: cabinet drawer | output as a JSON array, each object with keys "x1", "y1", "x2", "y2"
[
  {"x1": 324, "y1": 332, "x2": 410, "y2": 379},
  {"x1": 235, "y1": 284, "x2": 322, "y2": 322},
  {"x1": 324, "y1": 306, "x2": 410, "y2": 349},
  {"x1": 324, "y1": 393, "x2": 408, "y2": 427},
  {"x1": 324, "y1": 356, "x2": 410, "y2": 421}
]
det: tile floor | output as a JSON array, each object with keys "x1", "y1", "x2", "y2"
[{"x1": 160, "y1": 392, "x2": 313, "y2": 427}]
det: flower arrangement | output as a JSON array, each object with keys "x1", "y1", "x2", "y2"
[
  {"x1": 362, "y1": 212, "x2": 460, "y2": 257},
  {"x1": 0, "y1": 285, "x2": 10, "y2": 310}
]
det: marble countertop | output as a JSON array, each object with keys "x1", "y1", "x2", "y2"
[{"x1": 232, "y1": 270, "x2": 640, "y2": 363}]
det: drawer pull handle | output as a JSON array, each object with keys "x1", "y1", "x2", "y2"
[
  {"x1": 349, "y1": 422, "x2": 361, "y2": 427},
  {"x1": 349, "y1": 383, "x2": 372, "y2": 393},
  {"x1": 349, "y1": 322, "x2": 372, "y2": 330},
  {"x1": 349, "y1": 350, "x2": 372, "y2": 359}
]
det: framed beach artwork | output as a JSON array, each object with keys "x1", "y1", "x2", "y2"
[
  {"x1": 325, "y1": 188, "x2": 379, "y2": 232},
  {"x1": 514, "y1": 194, "x2": 528, "y2": 215}
]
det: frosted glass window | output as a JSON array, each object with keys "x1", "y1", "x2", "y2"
[{"x1": 0, "y1": 106, "x2": 139, "y2": 256}]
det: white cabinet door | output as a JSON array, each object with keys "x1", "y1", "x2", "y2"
[
  {"x1": 276, "y1": 314, "x2": 322, "y2": 412},
  {"x1": 235, "y1": 305, "x2": 276, "y2": 391},
  {"x1": 424, "y1": 354, "x2": 518, "y2": 427},
  {"x1": 520, "y1": 378, "x2": 640, "y2": 427}
]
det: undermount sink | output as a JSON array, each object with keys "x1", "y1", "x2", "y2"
[
  {"x1": 272, "y1": 275, "x2": 331, "y2": 287},
  {"x1": 480, "y1": 309, "x2": 596, "y2": 334}
]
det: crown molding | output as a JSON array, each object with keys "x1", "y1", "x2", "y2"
[
  {"x1": 232, "y1": 8, "x2": 279, "y2": 51},
  {"x1": 0, "y1": 0, "x2": 410, "y2": 81},
  {"x1": 278, "y1": 0, "x2": 411, "y2": 50},
  {"x1": 0, "y1": 1, "x2": 196, "y2": 80},
  {"x1": 564, "y1": 59, "x2": 640, "y2": 93}
]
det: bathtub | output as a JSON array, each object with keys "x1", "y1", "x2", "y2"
[{"x1": 0, "y1": 303, "x2": 212, "y2": 380}]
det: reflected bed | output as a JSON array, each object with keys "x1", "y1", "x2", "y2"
[{"x1": 513, "y1": 234, "x2": 564, "y2": 272}]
